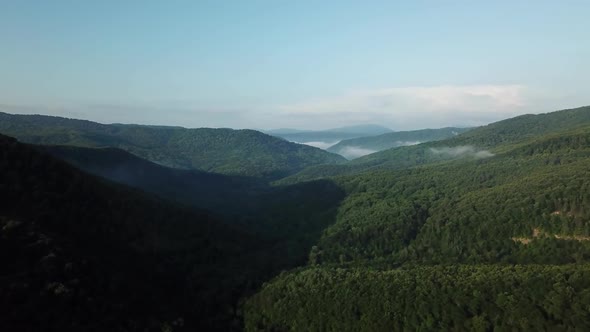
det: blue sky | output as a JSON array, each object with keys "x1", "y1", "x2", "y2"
[{"x1": 1, "y1": 1, "x2": 589, "y2": 130}]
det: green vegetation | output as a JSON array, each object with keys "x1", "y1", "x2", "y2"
[
  {"x1": 245, "y1": 265, "x2": 590, "y2": 331},
  {"x1": 38, "y1": 144, "x2": 266, "y2": 215},
  {"x1": 0, "y1": 112, "x2": 345, "y2": 179},
  {"x1": 280, "y1": 106, "x2": 590, "y2": 183},
  {"x1": 244, "y1": 106, "x2": 590, "y2": 330},
  {"x1": 4, "y1": 105, "x2": 590, "y2": 331},
  {"x1": 0, "y1": 133, "x2": 344, "y2": 330},
  {"x1": 327, "y1": 127, "x2": 471, "y2": 158}
]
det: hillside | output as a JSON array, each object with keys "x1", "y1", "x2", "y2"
[
  {"x1": 280, "y1": 106, "x2": 590, "y2": 183},
  {"x1": 0, "y1": 134, "x2": 350, "y2": 330},
  {"x1": 245, "y1": 265, "x2": 590, "y2": 331},
  {"x1": 244, "y1": 107, "x2": 590, "y2": 330},
  {"x1": 0, "y1": 133, "x2": 281, "y2": 330},
  {"x1": 35, "y1": 145, "x2": 346, "y2": 247},
  {"x1": 0, "y1": 112, "x2": 346, "y2": 179},
  {"x1": 38, "y1": 145, "x2": 265, "y2": 215},
  {"x1": 5, "y1": 105, "x2": 590, "y2": 331},
  {"x1": 327, "y1": 127, "x2": 472, "y2": 159},
  {"x1": 0, "y1": 133, "x2": 346, "y2": 331}
]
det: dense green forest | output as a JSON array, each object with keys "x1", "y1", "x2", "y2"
[
  {"x1": 327, "y1": 126, "x2": 472, "y2": 158},
  {"x1": 245, "y1": 265, "x2": 590, "y2": 331},
  {"x1": 0, "y1": 112, "x2": 345, "y2": 179},
  {"x1": 0, "y1": 133, "x2": 345, "y2": 330},
  {"x1": 3, "y1": 106, "x2": 590, "y2": 331},
  {"x1": 244, "y1": 107, "x2": 590, "y2": 330},
  {"x1": 279, "y1": 106, "x2": 590, "y2": 183}
]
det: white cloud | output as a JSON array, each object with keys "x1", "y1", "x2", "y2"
[
  {"x1": 3, "y1": 84, "x2": 588, "y2": 131},
  {"x1": 395, "y1": 141, "x2": 421, "y2": 146},
  {"x1": 277, "y1": 84, "x2": 530, "y2": 129},
  {"x1": 430, "y1": 146, "x2": 495, "y2": 159},
  {"x1": 296, "y1": 141, "x2": 339, "y2": 150},
  {"x1": 339, "y1": 146, "x2": 378, "y2": 159}
]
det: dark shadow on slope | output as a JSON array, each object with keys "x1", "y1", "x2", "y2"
[
  {"x1": 12, "y1": 140, "x2": 347, "y2": 330},
  {"x1": 245, "y1": 179, "x2": 347, "y2": 268},
  {"x1": 37, "y1": 144, "x2": 266, "y2": 217}
]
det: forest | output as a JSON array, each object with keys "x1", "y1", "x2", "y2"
[{"x1": 2, "y1": 106, "x2": 590, "y2": 331}]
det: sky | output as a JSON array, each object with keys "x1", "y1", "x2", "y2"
[{"x1": 1, "y1": 0, "x2": 589, "y2": 130}]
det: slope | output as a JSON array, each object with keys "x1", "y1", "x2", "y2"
[
  {"x1": 37, "y1": 144, "x2": 264, "y2": 215},
  {"x1": 280, "y1": 106, "x2": 590, "y2": 183},
  {"x1": 1, "y1": 133, "x2": 331, "y2": 331},
  {"x1": 0, "y1": 112, "x2": 345, "y2": 179},
  {"x1": 327, "y1": 127, "x2": 472, "y2": 159},
  {"x1": 244, "y1": 110, "x2": 590, "y2": 330}
]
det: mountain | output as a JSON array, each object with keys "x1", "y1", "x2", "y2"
[
  {"x1": 6, "y1": 105, "x2": 590, "y2": 331},
  {"x1": 265, "y1": 124, "x2": 392, "y2": 146},
  {"x1": 327, "y1": 127, "x2": 472, "y2": 159},
  {"x1": 37, "y1": 144, "x2": 346, "y2": 239},
  {"x1": 0, "y1": 132, "x2": 349, "y2": 331},
  {"x1": 0, "y1": 133, "x2": 271, "y2": 330},
  {"x1": 245, "y1": 265, "x2": 590, "y2": 331},
  {"x1": 280, "y1": 106, "x2": 590, "y2": 183},
  {"x1": 244, "y1": 106, "x2": 590, "y2": 330},
  {"x1": 0, "y1": 112, "x2": 346, "y2": 179},
  {"x1": 38, "y1": 144, "x2": 265, "y2": 215}
]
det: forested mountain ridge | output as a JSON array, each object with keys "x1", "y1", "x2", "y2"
[
  {"x1": 279, "y1": 106, "x2": 590, "y2": 183},
  {"x1": 37, "y1": 144, "x2": 265, "y2": 215},
  {"x1": 35, "y1": 145, "x2": 346, "y2": 243},
  {"x1": 0, "y1": 112, "x2": 346, "y2": 179},
  {"x1": 245, "y1": 265, "x2": 590, "y2": 331},
  {"x1": 327, "y1": 127, "x2": 472, "y2": 159},
  {"x1": 4, "y1": 105, "x2": 590, "y2": 331},
  {"x1": 0, "y1": 132, "x2": 267, "y2": 330},
  {"x1": 0, "y1": 132, "x2": 348, "y2": 330},
  {"x1": 244, "y1": 108, "x2": 590, "y2": 330}
]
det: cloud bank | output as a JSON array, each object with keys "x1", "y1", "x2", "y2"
[
  {"x1": 430, "y1": 146, "x2": 495, "y2": 159},
  {"x1": 277, "y1": 84, "x2": 530, "y2": 129},
  {"x1": 3, "y1": 84, "x2": 588, "y2": 130},
  {"x1": 339, "y1": 146, "x2": 378, "y2": 159},
  {"x1": 297, "y1": 141, "x2": 339, "y2": 150}
]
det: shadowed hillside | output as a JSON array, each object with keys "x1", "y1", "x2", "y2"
[
  {"x1": 244, "y1": 107, "x2": 590, "y2": 331},
  {"x1": 0, "y1": 133, "x2": 346, "y2": 331},
  {"x1": 0, "y1": 112, "x2": 346, "y2": 179}
]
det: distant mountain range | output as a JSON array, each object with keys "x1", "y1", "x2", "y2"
[
  {"x1": 265, "y1": 124, "x2": 392, "y2": 145},
  {"x1": 0, "y1": 112, "x2": 345, "y2": 179},
  {"x1": 327, "y1": 127, "x2": 472, "y2": 159},
  {"x1": 246, "y1": 105, "x2": 590, "y2": 330},
  {"x1": 4, "y1": 105, "x2": 590, "y2": 330}
]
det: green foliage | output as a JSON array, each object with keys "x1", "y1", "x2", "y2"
[
  {"x1": 5, "y1": 105, "x2": 590, "y2": 331},
  {"x1": 327, "y1": 127, "x2": 472, "y2": 158},
  {"x1": 309, "y1": 126, "x2": 590, "y2": 266},
  {"x1": 280, "y1": 106, "x2": 590, "y2": 183},
  {"x1": 0, "y1": 133, "x2": 346, "y2": 331},
  {"x1": 0, "y1": 112, "x2": 345, "y2": 179},
  {"x1": 245, "y1": 107, "x2": 590, "y2": 331},
  {"x1": 245, "y1": 265, "x2": 590, "y2": 331},
  {"x1": 0, "y1": 133, "x2": 273, "y2": 330}
]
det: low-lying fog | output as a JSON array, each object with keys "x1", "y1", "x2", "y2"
[{"x1": 296, "y1": 141, "x2": 340, "y2": 150}]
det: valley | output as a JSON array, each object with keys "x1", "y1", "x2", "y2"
[{"x1": 2, "y1": 106, "x2": 590, "y2": 330}]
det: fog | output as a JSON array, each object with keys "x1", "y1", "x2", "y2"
[
  {"x1": 339, "y1": 146, "x2": 378, "y2": 159},
  {"x1": 429, "y1": 146, "x2": 495, "y2": 159},
  {"x1": 298, "y1": 141, "x2": 339, "y2": 150}
]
